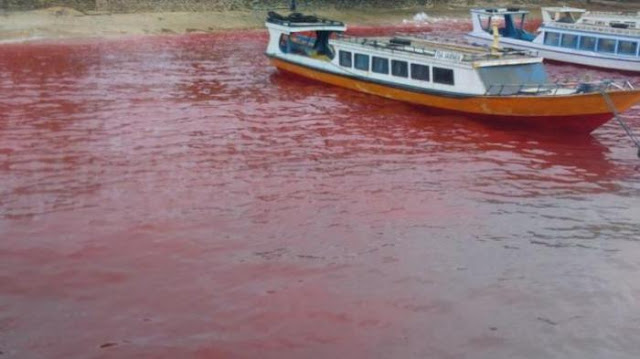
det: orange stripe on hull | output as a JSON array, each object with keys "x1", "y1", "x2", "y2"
[{"x1": 270, "y1": 57, "x2": 640, "y2": 133}]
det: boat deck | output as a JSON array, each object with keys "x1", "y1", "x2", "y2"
[{"x1": 547, "y1": 21, "x2": 640, "y2": 36}]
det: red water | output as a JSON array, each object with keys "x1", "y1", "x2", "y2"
[{"x1": 1, "y1": 25, "x2": 640, "y2": 359}]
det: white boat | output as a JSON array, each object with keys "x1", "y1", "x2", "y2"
[
  {"x1": 265, "y1": 11, "x2": 640, "y2": 133},
  {"x1": 466, "y1": 7, "x2": 640, "y2": 72}
]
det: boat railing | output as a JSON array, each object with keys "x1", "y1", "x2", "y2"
[
  {"x1": 586, "y1": 11, "x2": 640, "y2": 19},
  {"x1": 267, "y1": 12, "x2": 345, "y2": 27},
  {"x1": 335, "y1": 34, "x2": 439, "y2": 57},
  {"x1": 546, "y1": 21, "x2": 640, "y2": 36},
  {"x1": 484, "y1": 80, "x2": 633, "y2": 96},
  {"x1": 334, "y1": 34, "x2": 530, "y2": 62}
]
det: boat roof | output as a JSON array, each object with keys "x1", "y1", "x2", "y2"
[
  {"x1": 334, "y1": 35, "x2": 543, "y2": 67},
  {"x1": 470, "y1": 8, "x2": 530, "y2": 16},
  {"x1": 542, "y1": 7, "x2": 586, "y2": 14},
  {"x1": 266, "y1": 12, "x2": 346, "y2": 32},
  {"x1": 582, "y1": 10, "x2": 640, "y2": 21}
]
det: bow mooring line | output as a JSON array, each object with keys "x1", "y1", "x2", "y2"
[{"x1": 601, "y1": 89, "x2": 640, "y2": 158}]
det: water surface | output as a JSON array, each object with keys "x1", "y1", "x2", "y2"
[{"x1": 1, "y1": 26, "x2": 640, "y2": 359}]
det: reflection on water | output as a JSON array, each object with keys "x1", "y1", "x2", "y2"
[{"x1": 1, "y1": 27, "x2": 640, "y2": 359}]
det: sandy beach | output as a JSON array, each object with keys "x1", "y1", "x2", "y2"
[
  {"x1": 1, "y1": 1, "x2": 633, "y2": 43},
  {"x1": 0, "y1": 6, "x2": 444, "y2": 43}
]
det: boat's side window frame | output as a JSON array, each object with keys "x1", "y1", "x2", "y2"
[
  {"x1": 578, "y1": 35, "x2": 596, "y2": 51},
  {"x1": 617, "y1": 40, "x2": 639, "y2": 56},
  {"x1": 596, "y1": 38, "x2": 617, "y2": 53},
  {"x1": 372, "y1": 56, "x2": 389, "y2": 74},
  {"x1": 339, "y1": 50, "x2": 352, "y2": 67},
  {"x1": 410, "y1": 64, "x2": 430, "y2": 82},
  {"x1": 543, "y1": 31, "x2": 560, "y2": 46},
  {"x1": 560, "y1": 33, "x2": 578, "y2": 49},
  {"x1": 433, "y1": 67, "x2": 454, "y2": 86},
  {"x1": 478, "y1": 14, "x2": 491, "y2": 33},
  {"x1": 391, "y1": 60, "x2": 409, "y2": 78},
  {"x1": 354, "y1": 53, "x2": 369, "y2": 71}
]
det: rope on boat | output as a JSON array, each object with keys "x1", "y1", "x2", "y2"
[{"x1": 600, "y1": 90, "x2": 640, "y2": 158}]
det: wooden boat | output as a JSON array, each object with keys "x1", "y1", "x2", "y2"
[
  {"x1": 265, "y1": 12, "x2": 640, "y2": 134},
  {"x1": 466, "y1": 7, "x2": 640, "y2": 72}
]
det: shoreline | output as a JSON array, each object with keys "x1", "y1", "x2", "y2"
[
  {"x1": 0, "y1": 7, "x2": 461, "y2": 43},
  {"x1": 0, "y1": 2, "x2": 636, "y2": 44}
]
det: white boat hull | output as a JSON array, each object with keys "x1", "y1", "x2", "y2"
[{"x1": 465, "y1": 33, "x2": 640, "y2": 72}]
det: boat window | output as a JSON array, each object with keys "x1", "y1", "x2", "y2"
[
  {"x1": 372, "y1": 56, "x2": 389, "y2": 74},
  {"x1": 543, "y1": 32, "x2": 560, "y2": 46},
  {"x1": 560, "y1": 34, "x2": 578, "y2": 49},
  {"x1": 354, "y1": 54, "x2": 369, "y2": 71},
  {"x1": 597, "y1": 38, "x2": 616, "y2": 53},
  {"x1": 579, "y1": 36, "x2": 596, "y2": 51},
  {"x1": 618, "y1": 40, "x2": 638, "y2": 56},
  {"x1": 339, "y1": 50, "x2": 352, "y2": 67},
  {"x1": 391, "y1": 60, "x2": 408, "y2": 78},
  {"x1": 478, "y1": 63, "x2": 548, "y2": 95},
  {"x1": 411, "y1": 64, "x2": 430, "y2": 81},
  {"x1": 433, "y1": 67, "x2": 454, "y2": 85}
]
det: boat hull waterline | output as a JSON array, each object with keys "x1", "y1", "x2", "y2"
[{"x1": 269, "y1": 56, "x2": 640, "y2": 133}]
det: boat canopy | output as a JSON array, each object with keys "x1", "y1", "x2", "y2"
[
  {"x1": 541, "y1": 7, "x2": 586, "y2": 24},
  {"x1": 266, "y1": 12, "x2": 346, "y2": 61},
  {"x1": 470, "y1": 8, "x2": 530, "y2": 16},
  {"x1": 470, "y1": 8, "x2": 535, "y2": 41},
  {"x1": 266, "y1": 12, "x2": 347, "y2": 33}
]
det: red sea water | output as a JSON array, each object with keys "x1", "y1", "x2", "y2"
[{"x1": 1, "y1": 22, "x2": 640, "y2": 359}]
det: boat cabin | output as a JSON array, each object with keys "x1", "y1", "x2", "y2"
[
  {"x1": 266, "y1": 12, "x2": 346, "y2": 61},
  {"x1": 541, "y1": 7, "x2": 640, "y2": 58}
]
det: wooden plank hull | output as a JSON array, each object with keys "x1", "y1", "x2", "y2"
[{"x1": 270, "y1": 56, "x2": 640, "y2": 133}]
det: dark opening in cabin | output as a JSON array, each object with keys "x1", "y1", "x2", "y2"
[
  {"x1": 411, "y1": 64, "x2": 430, "y2": 81},
  {"x1": 618, "y1": 40, "x2": 638, "y2": 56},
  {"x1": 391, "y1": 60, "x2": 408, "y2": 78},
  {"x1": 339, "y1": 50, "x2": 352, "y2": 67},
  {"x1": 579, "y1": 36, "x2": 596, "y2": 51},
  {"x1": 433, "y1": 67, "x2": 454, "y2": 85},
  {"x1": 278, "y1": 31, "x2": 336, "y2": 59},
  {"x1": 372, "y1": 56, "x2": 389, "y2": 74},
  {"x1": 354, "y1": 53, "x2": 369, "y2": 71}
]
